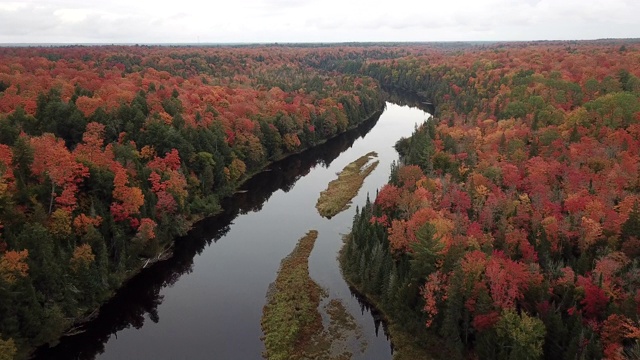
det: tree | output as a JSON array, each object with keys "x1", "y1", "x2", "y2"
[
  {"x1": 495, "y1": 310, "x2": 546, "y2": 360},
  {"x1": 0, "y1": 250, "x2": 29, "y2": 284},
  {"x1": 0, "y1": 336, "x2": 17, "y2": 360}
]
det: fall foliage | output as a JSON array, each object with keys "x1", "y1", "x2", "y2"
[
  {"x1": 1, "y1": 40, "x2": 640, "y2": 358},
  {"x1": 0, "y1": 44, "x2": 384, "y2": 357},
  {"x1": 341, "y1": 40, "x2": 640, "y2": 359}
]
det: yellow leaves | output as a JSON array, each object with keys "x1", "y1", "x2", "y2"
[
  {"x1": 48, "y1": 208, "x2": 72, "y2": 238},
  {"x1": 70, "y1": 244, "x2": 95, "y2": 272},
  {"x1": 227, "y1": 158, "x2": 246, "y2": 182},
  {"x1": 429, "y1": 216, "x2": 454, "y2": 239},
  {"x1": 0, "y1": 178, "x2": 6, "y2": 197},
  {"x1": 282, "y1": 133, "x2": 301, "y2": 152},
  {"x1": 140, "y1": 145, "x2": 156, "y2": 160},
  {"x1": 416, "y1": 176, "x2": 439, "y2": 193},
  {"x1": 475, "y1": 184, "x2": 490, "y2": 199},
  {"x1": 458, "y1": 164, "x2": 470, "y2": 177},
  {"x1": 0, "y1": 335, "x2": 17, "y2": 360},
  {"x1": 0, "y1": 250, "x2": 29, "y2": 284},
  {"x1": 518, "y1": 193, "x2": 531, "y2": 205}
]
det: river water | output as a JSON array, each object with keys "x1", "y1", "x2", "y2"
[{"x1": 34, "y1": 101, "x2": 429, "y2": 360}]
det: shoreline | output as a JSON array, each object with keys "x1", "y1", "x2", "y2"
[{"x1": 33, "y1": 105, "x2": 386, "y2": 355}]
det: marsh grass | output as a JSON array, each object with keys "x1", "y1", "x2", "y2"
[
  {"x1": 261, "y1": 231, "x2": 368, "y2": 360},
  {"x1": 316, "y1": 152, "x2": 379, "y2": 218},
  {"x1": 261, "y1": 230, "x2": 323, "y2": 360}
]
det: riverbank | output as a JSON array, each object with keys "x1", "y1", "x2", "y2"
[
  {"x1": 32, "y1": 102, "x2": 427, "y2": 360},
  {"x1": 339, "y1": 233, "x2": 447, "y2": 360},
  {"x1": 27, "y1": 105, "x2": 386, "y2": 360}
]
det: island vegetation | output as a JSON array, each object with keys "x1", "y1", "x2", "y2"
[
  {"x1": 261, "y1": 230, "x2": 366, "y2": 360},
  {"x1": 316, "y1": 151, "x2": 379, "y2": 218},
  {"x1": 0, "y1": 45, "x2": 384, "y2": 358},
  {"x1": 0, "y1": 40, "x2": 639, "y2": 359},
  {"x1": 261, "y1": 230, "x2": 324, "y2": 360}
]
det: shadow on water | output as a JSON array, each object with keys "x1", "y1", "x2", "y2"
[{"x1": 32, "y1": 111, "x2": 383, "y2": 360}]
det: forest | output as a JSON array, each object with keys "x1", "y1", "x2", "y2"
[
  {"x1": 0, "y1": 45, "x2": 386, "y2": 358},
  {"x1": 341, "y1": 41, "x2": 640, "y2": 359},
  {"x1": 1, "y1": 40, "x2": 640, "y2": 359}
]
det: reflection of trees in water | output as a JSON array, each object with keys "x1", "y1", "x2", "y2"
[
  {"x1": 33, "y1": 110, "x2": 383, "y2": 360},
  {"x1": 347, "y1": 285, "x2": 393, "y2": 352},
  {"x1": 383, "y1": 89, "x2": 435, "y2": 114},
  {"x1": 229, "y1": 111, "x2": 381, "y2": 215}
]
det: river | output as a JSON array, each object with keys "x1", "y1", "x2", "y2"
[{"x1": 34, "y1": 100, "x2": 430, "y2": 360}]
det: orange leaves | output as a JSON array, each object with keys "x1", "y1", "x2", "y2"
[
  {"x1": 31, "y1": 134, "x2": 89, "y2": 212},
  {"x1": 139, "y1": 145, "x2": 156, "y2": 161},
  {"x1": 73, "y1": 214, "x2": 103, "y2": 235},
  {"x1": 580, "y1": 216, "x2": 603, "y2": 251},
  {"x1": 387, "y1": 219, "x2": 410, "y2": 253},
  {"x1": 74, "y1": 122, "x2": 110, "y2": 167},
  {"x1": 421, "y1": 271, "x2": 447, "y2": 328},
  {"x1": 282, "y1": 133, "x2": 301, "y2": 152},
  {"x1": 70, "y1": 244, "x2": 95, "y2": 271},
  {"x1": 110, "y1": 165, "x2": 144, "y2": 222},
  {"x1": 0, "y1": 144, "x2": 13, "y2": 184},
  {"x1": 601, "y1": 314, "x2": 632, "y2": 360},
  {"x1": 0, "y1": 250, "x2": 29, "y2": 284},
  {"x1": 396, "y1": 165, "x2": 424, "y2": 190},
  {"x1": 75, "y1": 95, "x2": 103, "y2": 117},
  {"x1": 135, "y1": 218, "x2": 157, "y2": 243}
]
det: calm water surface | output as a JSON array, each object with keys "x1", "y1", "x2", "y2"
[{"x1": 35, "y1": 101, "x2": 429, "y2": 360}]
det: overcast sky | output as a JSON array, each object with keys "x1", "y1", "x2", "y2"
[{"x1": 0, "y1": 0, "x2": 637, "y2": 44}]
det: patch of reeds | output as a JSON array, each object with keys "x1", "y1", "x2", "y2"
[{"x1": 316, "y1": 152, "x2": 379, "y2": 218}]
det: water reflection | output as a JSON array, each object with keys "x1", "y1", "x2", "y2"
[{"x1": 33, "y1": 111, "x2": 383, "y2": 360}]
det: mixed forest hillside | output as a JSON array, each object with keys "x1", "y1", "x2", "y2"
[
  {"x1": 1, "y1": 41, "x2": 640, "y2": 359},
  {"x1": 340, "y1": 42, "x2": 640, "y2": 359},
  {"x1": 0, "y1": 45, "x2": 387, "y2": 358}
]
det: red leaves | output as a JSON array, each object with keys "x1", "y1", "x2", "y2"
[
  {"x1": 577, "y1": 275, "x2": 609, "y2": 320},
  {"x1": 31, "y1": 134, "x2": 89, "y2": 212},
  {"x1": 485, "y1": 251, "x2": 531, "y2": 309},
  {"x1": 375, "y1": 184, "x2": 400, "y2": 211},
  {"x1": 147, "y1": 149, "x2": 186, "y2": 216},
  {"x1": 472, "y1": 311, "x2": 500, "y2": 331}
]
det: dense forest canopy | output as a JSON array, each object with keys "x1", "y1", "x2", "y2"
[
  {"x1": 1, "y1": 41, "x2": 640, "y2": 359},
  {"x1": 0, "y1": 45, "x2": 387, "y2": 358},
  {"x1": 341, "y1": 41, "x2": 640, "y2": 359}
]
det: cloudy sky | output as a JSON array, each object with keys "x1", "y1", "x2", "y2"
[{"x1": 0, "y1": 0, "x2": 637, "y2": 44}]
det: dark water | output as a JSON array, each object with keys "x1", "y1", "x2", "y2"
[{"x1": 34, "y1": 101, "x2": 430, "y2": 360}]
